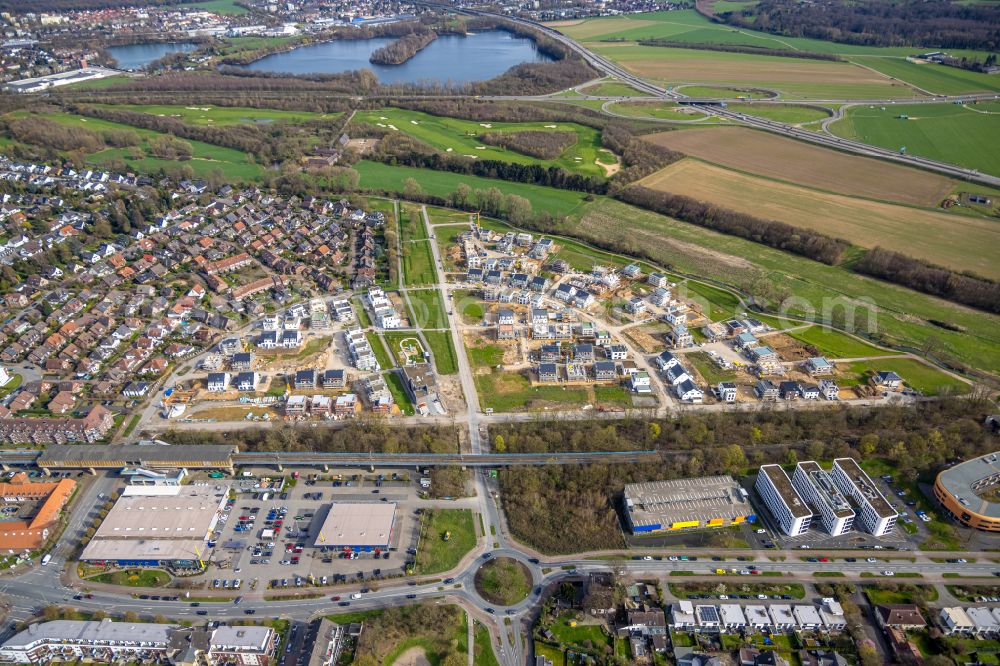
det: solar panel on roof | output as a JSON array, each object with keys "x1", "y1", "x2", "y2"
[{"x1": 698, "y1": 606, "x2": 720, "y2": 622}]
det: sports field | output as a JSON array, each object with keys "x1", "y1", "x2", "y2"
[
  {"x1": 643, "y1": 127, "x2": 955, "y2": 206},
  {"x1": 829, "y1": 102, "x2": 1000, "y2": 178},
  {"x1": 589, "y1": 43, "x2": 918, "y2": 99},
  {"x1": 95, "y1": 104, "x2": 333, "y2": 126},
  {"x1": 353, "y1": 108, "x2": 610, "y2": 177},
  {"x1": 12, "y1": 111, "x2": 263, "y2": 181},
  {"x1": 639, "y1": 159, "x2": 1000, "y2": 279}
]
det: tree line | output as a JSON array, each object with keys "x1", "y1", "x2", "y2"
[
  {"x1": 619, "y1": 184, "x2": 849, "y2": 265},
  {"x1": 479, "y1": 129, "x2": 578, "y2": 160},
  {"x1": 635, "y1": 39, "x2": 844, "y2": 61},
  {"x1": 495, "y1": 397, "x2": 995, "y2": 554},
  {"x1": 855, "y1": 247, "x2": 1000, "y2": 314},
  {"x1": 711, "y1": 0, "x2": 1000, "y2": 50}
]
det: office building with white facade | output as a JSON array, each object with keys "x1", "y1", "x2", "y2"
[
  {"x1": 792, "y1": 461, "x2": 855, "y2": 536},
  {"x1": 755, "y1": 465, "x2": 812, "y2": 536},
  {"x1": 830, "y1": 458, "x2": 898, "y2": 536}
]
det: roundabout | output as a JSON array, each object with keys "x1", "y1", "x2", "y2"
[{"x1": 474, "y1": 556, "x2": 533, "y2": 608}]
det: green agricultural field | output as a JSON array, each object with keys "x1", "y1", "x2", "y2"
[
  {"x1": 94, "y1": 104, "x2": 333, "y2": 126},
  {"x1": 852, "y1": 56, "x2": 1000, "y2": 95},
  {"x1": 409, "y1": 289, "x2": 448, "y2": 329},
  {"x1": 839, "y1": 358, "x2": 969, "y2": 396},
  {"x1": 415, "y1": 509, "x2": 476, "y2": 574},
  {"x1": 354, "y1": 107, "x2": 610, "y2": 177},
  {"x1": 355, "y1": 161, "x2": 592, "y2": 217},
  {"x1": 578, "y1": 79, "x2": 648, "y2": 96},
  {"x1": 607, "y1": 100, "x2": 711, "y2": 121},
  {"x1": 423, "y1": 331, "x2": 459, "y2": 375},
  {"x1": 12, "y1": 111, "x2": 263, "y2": 181},
  {"x1": 725, "y1": 103, "x2": 831, "y2": 124},
  {"x1": 552, "y1": 9, "x2": 975, "y2": 57},
  {"x1": 402, "y1": 241, "x2": 436, "y2": 286},
  {"x1": 189, "y1": 0, "x2": 248, "y2": 14},
  {"x1": 829, "y1": 102, "x2": 1000, "y2": 177},
  {"x1": 589, "y1": 43, "x2": 918, "y2": 100},
  {"x1": 788, "y1": 325, "x2": 902, "y2": 359}
]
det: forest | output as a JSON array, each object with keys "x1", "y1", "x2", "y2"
[
  {"x1": 369, "y1": 29, "x2": 438, "y2": 66},
  {"x1": 710, "y1": 0, "x2": 1000, "y2": 50},
  {"x1": 855, "y1": 247, "x2": 1000, "y2": 315},
  {"x1": 496, "y1": 397, "x2": 995, "y2": 554}
]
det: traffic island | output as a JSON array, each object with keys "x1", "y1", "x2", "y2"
[{"x1": 474, "y1": 557, "x2": 531, "y2": 606}]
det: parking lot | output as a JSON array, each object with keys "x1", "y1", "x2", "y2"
[{"x1": 200, "y1": 467, "x2": 424, "y2": 592}]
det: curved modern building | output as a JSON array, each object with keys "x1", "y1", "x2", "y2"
[{"x1": 933, "y1": 452, "x2": 1000, "y2": 531}]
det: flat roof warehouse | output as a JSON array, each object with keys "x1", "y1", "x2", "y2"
[
  {"x1": 315, "y1": 502, "x2": 396, "y2": 549},
  {"x1": 624, "y1": 477, "x2": 753, "y2": 532}
]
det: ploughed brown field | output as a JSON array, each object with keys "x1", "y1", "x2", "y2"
[
  {"x1": 638, "y1": 158, "x2": 1000, "y2": 280},
  {"x1": 643, "y1": 126, "x2": 956, "y2": 207}
]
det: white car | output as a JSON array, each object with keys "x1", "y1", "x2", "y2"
[
  {"x1": 883, "y1": 571, "x2": 895, "y2": 576},
  {"x1": 642, "y1": 556, "x2": 653, "y2": 561},
  {"x1": 957, "y1": 558, "x2": 967, "y2": 563},
  {"x1": 866, "y1": 558, "x2": 877, "y2": 563},
  {"x1": 755, "y1": 529, "x2": 766, "y2": 534},
  {"x1": 668, "y1": 556, "x2": 678, "y2": 561},
  {"x1": 351, "y1": 593, "x2": 362, "y2": 600}
]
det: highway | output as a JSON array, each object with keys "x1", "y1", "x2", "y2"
[{"x1": 439, "y1": 3, "x2": 1000, "y2": 188}]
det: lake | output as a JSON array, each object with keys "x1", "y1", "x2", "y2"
[
  {"x1": 108, "y1": 42, "x2": 198, "y2": 70},
  {"x1": 237, "y1": 31, "x2": 553, "y2": 84}
]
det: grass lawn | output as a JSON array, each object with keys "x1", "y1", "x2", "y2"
[
  {"x1": 352, "y1": 297, "x2": 372, "y2": 328},
  {"x1": 607, "y1": 100, "x2": 711, "y2": 121},
  {"x1": 725, "y1": 103, "x2": 831, "y2": 124},
  {"x1": 400, "y1": 205, "x2": 430, "y2": 242},
  {"x1": 454, "y1": 290, "x2": 486, "y2": 324},
  {"x1": 415, "y1": 508, "x2": 477, "y2": 574},
  {"x1": 355, "y1": 160, "x2": 592, "y2": 217},
  {"x1": 534, "y1": 642, "x2": 565, "y2": 666},
  {"x1": 87, "y1": 568, "x2": 170, "y2": 587},
  {"x1": 788, "y1": 325, "x2": 900, "y2": 359},
  {"x1": 578, "y1": 79, "x2": 648, "y2": 96},
  {"x1": 409, "y1": 289, "x2": 449, "y2": 328},
  {"x1": 353, "y1": 107, "x2": 610, "y2": 178},
  {"x1": 384, "y1": 371, "x2": 415, "y2": 416},
  {"x1": 686, "y1": 351, "x2": 737, "y2": 384},
  {"x1": 830, "y1": 101, "x2": 1000, "y2": 177},
  {"x1": 840, "y1": 358, "x2": 969, "y2": 396},
  {"x1": 384, "y1": 331, "x2": 426, "y2": 365},
  {"x1": 866, "y1": 585, "x2": 939, "y2": 605},
  {"x1": 669, "y1": 581, "x2": 805, "y2": 599},
  {"x1": 549, "y1": 614, "x2": 611, "y2": 648},
  {"x1": 474, "y1": 371, "x2": 590, "y2": 412},
  {"x1": 13, "y1": 110, "x2": 263, "y2": 181},
  {"x1": 592, "y1": 385, "x2": 633, "y2": 407},
  {"x1": 0, "y1": 373, "x2": 22, "y2": 398},
  {"x1": 366, "y1": 332, "x2": 394, "y2": 370},
  {"x1": 121, "y1": 413, "x2": 142, "y2": 439},
  {"x1": 423, "y1": 331, "x2": 459, "y2": 375},
  {"x1": 467, "y1": 342, "x2": 505, "y2": 369},
  {"x1": 678, "y1": 85, "x2": 775, "y2": 98},
  {"x1": 402, "y1": 240, "x2": 437, "y2": 286},
  {"x1": 474, "y1": 557, "x2": 531, "y2": 606},
  {"x1": 473, "y1": 621, "x2": 500, "y2": 666}
]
